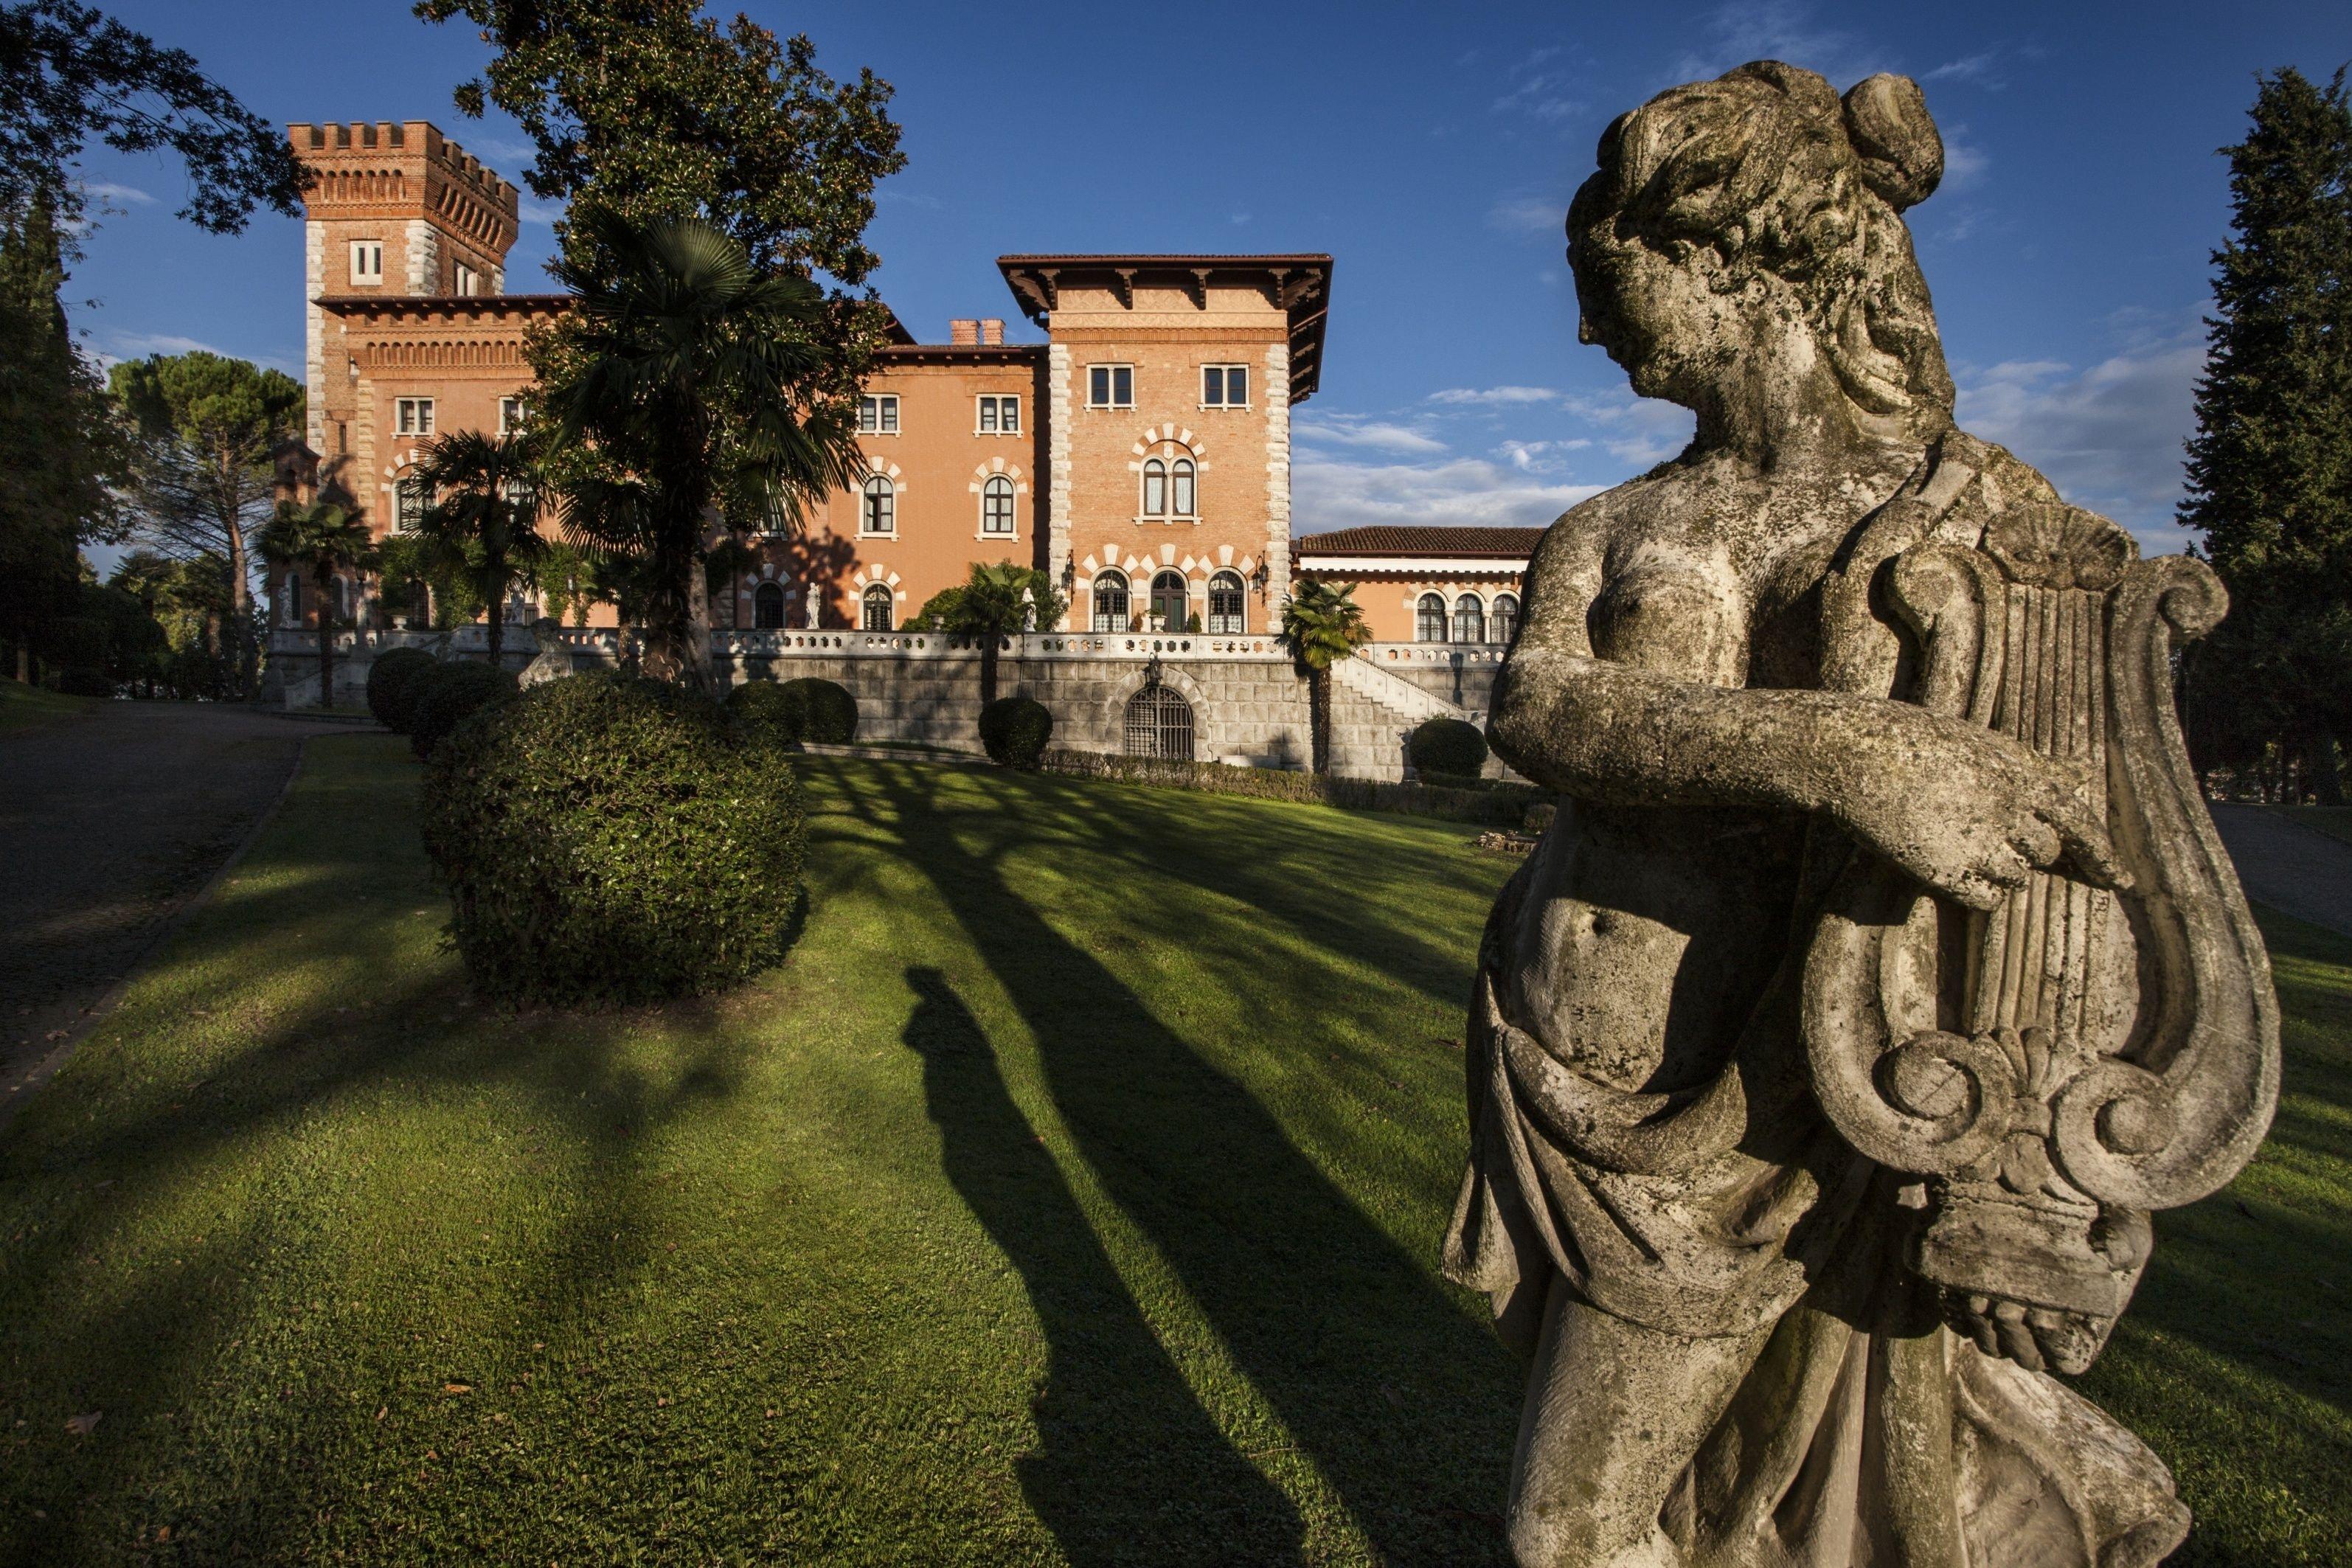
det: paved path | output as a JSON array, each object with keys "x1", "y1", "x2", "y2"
[
  {"x1": 0, "y1": 703, "x2": 375, "y2": 1111},
  {"x1": 2211, "y1": 805, "x2": 2352, "y2": 938}
]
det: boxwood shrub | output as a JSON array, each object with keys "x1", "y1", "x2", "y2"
[
  {"x1": 420, "y1": 672, "x2": 805, "y2": 1006},
  {"x1": 979, "y1": 694, "x2": 1052, "y2": 770},
  {"x1": 1408, "y1": 716, "x2": 1488, "y2": 782},
  {"x1": 367, "y1": 648, "x2": 439, "y2": 732},
  {"x1": 780, "y1": 677, "x2": 858, "y2": 744},
  {"x1": 409, "y1": 659, "x2": 518, "y2": 761},
  {"x1": 724, "y1": 679, "x2": 803, "y2": 744}
]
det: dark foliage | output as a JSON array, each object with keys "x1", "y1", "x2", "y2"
[
  {"x1": 1408, "y1": 717, "x2": 1489, "y2": 780},
  {"x1": 419, "y1": 671, "x2": 806, "y2": 1005},
  {"x1": 724, "y1": 678, "x2": 803, "y2": 743},
  {"x1": 367, "y1": 648, "x2": 439, "y2": 733},
  {"x1": 979, "y1": 694, "x2": 1052, "y2": 771},
  {"x1": 408, "y1": 659, "x2": 518, "y2": 761},
  {"x1": 780, "y1": 676, "x2": 856, "y2": 743}
]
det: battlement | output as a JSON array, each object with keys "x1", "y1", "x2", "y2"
[{"x1": 288, "y1": 120, "x2": 520, "y2": 259}]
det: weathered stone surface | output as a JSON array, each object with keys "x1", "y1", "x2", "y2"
[{"x1": 1446, "y1": 59, "x2": 2277, "y2": 1567}]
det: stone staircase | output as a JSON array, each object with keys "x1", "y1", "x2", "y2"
[{"x1": 1327, "y1": 651, "x2": 1473, "y2": 780}]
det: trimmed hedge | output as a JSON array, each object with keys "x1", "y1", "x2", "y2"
[
  {"x1": 782, "y1": 677, "x2": 858, "y2": 744},
  {"x1": 979, "y1": 694, "x2": 1052, "y2": 770},
  {"x1": 724, "y1": 679, "x2": 803, "y2": 744},
  {"x1": 367, "y1": 648, "x2": 439, "y2": 732},
  {"x1": 420, "y1": 673, "x2": 805, "y2": 1006},
  {"x1": 1408, "y1": 716, "x2": 1489, "y2": 780},
  {"x1": 409, "y1": 660, "x2": 519, "y2": 761},
  {"x1": 1036, "y1": 749, "x2": 1547, "y2": 826}
]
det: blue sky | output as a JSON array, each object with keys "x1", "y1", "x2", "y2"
[{"x1": 58, "y1": 0, "x2": 2351, "y2": 555}]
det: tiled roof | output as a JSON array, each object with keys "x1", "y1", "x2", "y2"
[{"x1": 1293, "y1": 525, "x2": 1546, "y2": 558}]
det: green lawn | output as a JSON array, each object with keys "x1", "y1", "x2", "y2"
[
  {"x1": 0, "y1": 681, "x2": 100, "y2": 733},
  {"x1": 0, "y1": 738, "x2": 2343, "y2": 1565}
]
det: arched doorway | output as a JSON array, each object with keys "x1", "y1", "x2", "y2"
[
  {"x1": 754, "y1": 582, "x2": 785, "y2": 628},
  {"x1": 1123, "y1": 682, "x2": 1196, "y2": 761},
  {"x1": 1149, "y1": 569, "x2": 1187, "y2": 632}
]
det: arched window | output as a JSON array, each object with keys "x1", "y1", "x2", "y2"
[
  {"x1": 1124, "y1": 683, "x2": 1196, "y2": 761},
  {"x1": 1454, "y1": 594, "x2": 1486, "y2": 644},
  {"x1": 861, "y1": 474, "x2": 895, "y2": 535},
  {"x1": 1150, "y1": 569, "x2": 1188, "y2": 631},
  {"x1": 1491, "y1": 592, "x2": 1520, "y2": 645},
  {"x1": 1171, "y1": 458, "x2": 1196, "y2": 518},
  {"x1": 1092, "y1": 570, "x2": 1129, "y2": 631},
  {"x1": 1417, "y1": 592, "x2": 1449, "y2": 642},
  {"x1": 862, "y1": 583, "x2": 894, "y2": 631},
  {"x1": 754, "y1": 582, "x2": 785, "y2": 628},
  {"x1": 1207, "y1": 570, "x2": 1246, "y2": 634},
  {"x1": 1142, "y1": 458, "x2": 1166, "y2": 518},
  {"x1": 982, "y1": 474, "x2": 1015, "y2": 536}
]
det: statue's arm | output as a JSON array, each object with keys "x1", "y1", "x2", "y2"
[{"x1": 1491, "y1": 521, "x2": 2120, "y2": 909}]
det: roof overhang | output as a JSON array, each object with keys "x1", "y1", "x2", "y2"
[
  {"x1": 315, "y1": 292, "x2": 572, "y2": 322},
  {"x1": 994, "y1": 254, "x2": 1333, "y2": 402},
  {"x1": 1292, "y1": 555, "x2": 1530, "y2": 576}
]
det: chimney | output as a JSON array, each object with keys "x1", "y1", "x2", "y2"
[
  {"x1": 979, "y1": 318, "x2": 1004, "y2": 345},
  {"x1": 949, "y1": 319, "x2": 979, "y2": 345}
]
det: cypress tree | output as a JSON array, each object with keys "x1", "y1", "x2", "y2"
[{"x1": 2180, "y1": 66, "x2": 2352, "y2": 802}]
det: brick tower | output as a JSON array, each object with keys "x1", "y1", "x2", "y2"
[{"x1": 288, "y1": 121, "x2": 521, "y2": 479}]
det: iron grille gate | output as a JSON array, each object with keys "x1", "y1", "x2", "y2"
[{"x1": 1123, "y1": 684, "x2": 1196, "y2": 761}]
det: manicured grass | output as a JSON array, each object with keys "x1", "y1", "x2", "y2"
[
  {"x1": 0, "y1": 737, "x2": 2343, "y2": 1564},
  {"x1": 0, "y1": 681, "x2": 100, "y2": 733}
]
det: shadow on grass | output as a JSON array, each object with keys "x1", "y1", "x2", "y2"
[
  {"x1": 844, "y1": 763, "x2": 1516, "y2": 1564},
  {"x1": 903, "y1": 965, "x2": 1306, "y2": 1565}
]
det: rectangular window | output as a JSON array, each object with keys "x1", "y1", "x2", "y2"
[
  {"x1": 498, "y1": 397, "x2": 526, "y2": 435},
  {"x1": 858, "y1": 394, "x2": 900, "y2": 434},
  {"x1": 1202, "y1": 364, "x2": 1249, "y2": 406},
  {"x1": 395, "y1": 477, "x2": 431, "y2": 532},
  {"x1": 350, "y1": 240, "x2": 384, "y2": 285},
  {"x1": 395, "y1": 398, "x2": 435, "y2": 437},
  {"x1": 1088, "y1": 364, "x2": 1134, "y2": 409},
  {"x1": 976, "y1": 394, "x2": 1020, "y2": 434},
  {"x1": 455, "y1": 263, "x2": 479, "y2": 296}
]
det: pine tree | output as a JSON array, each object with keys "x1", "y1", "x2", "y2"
[{"x1": 2180, "y1": 66, "x2": 2352, "y2": 801}]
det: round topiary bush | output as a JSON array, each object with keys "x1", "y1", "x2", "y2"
[
  {"x1": 367, "y1": 648, "x2": 438, "y2": 732},
  {"x1": 724, "y1": 679, "x2": 803, "y2": 745},
  {"x1": 420, "y1": 672, "x2": 805, "y2": 1005},
  {"x1": 780, "y1": 677, "x2": 857, "y2": 744},
  {"x1": 1408, "y1": 715, "x2": 1489, "y2": 782},
  {"x1": 979, "y1": 694, "x2": 1053, "y2": 770},
  {"x1": 409, "y1": 659, "x2": 519, "y2": 761}
]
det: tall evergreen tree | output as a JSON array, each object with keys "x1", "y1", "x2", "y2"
[{"x1": 2180, "y1": 65, "x2": 2352, "y2": 802}]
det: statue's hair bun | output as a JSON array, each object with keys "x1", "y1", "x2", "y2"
[{"x1": 1842, "y1": 74, "x2": 1943, "y2": 209}]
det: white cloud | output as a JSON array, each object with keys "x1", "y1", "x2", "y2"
[
  {"x1": 1494, "y1": 44, "x2": 1583, "y2": 122},
  {"x1": 875, "y1": 188, "x2": 942, "y2": 209},
  {"x1": 1559, "y1": 389, "x2": 1696, "y2": 465},
  {"x1": 1295, "y1": 415, "x2": 1449, "y2": 455},
  {"x1": 1924, "y1": 49, "x2": 2005, "y2": 88},
  {"x1": 1488, "y1": 195, "x2": 1566, "y2": 235},
  {"x1": 91, "y1": 329, "x2": 222, "y2": 368},
  {"x1": 1954, "y1": 317, "x2": 2204, "y2": 555},
  {"x1": 87, "y1": 181, "x2": 154, "y2": 207},
  {"x1": 1297, "y1": 454, "x2": 1605, "y2": 533},
  {"x1": 518, "y1": 199, "x2": 563, "y2": 226},
  {"x1": 1427, "y1": 384, "x2": 1562, "y2": 406},
  {"x1": 1229, "y1": 211, "x2": 1253, "y2": 226},
  {"x1": 1940, "y1": 135, "x2": 1990, "y2": 190},
  {"x1": 1498, "y1": 438, "x2": 1591, "y2": 470},
  {"x1": 1669, "y1": 1, "x2": 1897, "y2": 89}
]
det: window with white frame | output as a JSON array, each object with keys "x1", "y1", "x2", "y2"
[
  {"x1": 981, "y1": 475, "x2": 1016, "y2": 536},
  {"x1": 1171, "y1": 458, "x2": 1196, "y2": 518},
  {"x1": 1417, "y1": 592, "x2": 1449, "y2": 642},
  {"x1": 862, "y1": 583, "x2": 895, "y2": 631},
  {"x1": 1092, "y1": 570, "x2": 1129, "y2": 632},
  {"x1": 1201, "y1": 364, "x2": 1249, "y2": 407},
  {"x1": 1454, "y1": 593, "x2": 1487, "y2": 644},
  {"x1": 1087, "y1": 364, "x2": 1134, "y2": 409},
  {"x1": 454, "y1": 263, "x2": 480, "y2": 296},
  {"x1": 395, "y1": 398, "x2": 435, "y2": 437},
  {"x1": 860, "y1": 474, "x2": 895, "y2": 535},
  {"x1": 350, "y1": 240, "x2": 384, "y2": 285},
  {"x1": 1142, "y1": 458, "x2": 1166, "y2": 518},
  {"x1": 858, "y1": 394, "x2": 899, "y2": 434},
  {"x1": 1207, "y1": 570, "x2": 1246, "y2": 634},
  {"x1": 498, "y1": 396, "x2": 527, "y2": 435},
  {"x1": 976, "y1": 395, "x2": 1020, "y2": 434},
  {"x1": 1491, "y1": 592, "x2": 1521, "y2": 645}
]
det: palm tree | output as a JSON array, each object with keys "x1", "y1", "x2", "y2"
[
  {"x1": 541, "y1": 204, "x2": 866, "y2": 690},
  {"x1": 930, "y1": 561, "x2": 1064, "y2": 709},
  {"x1": 1278, "y1": 577, "x2": 1373, "y2": 775},
  {"x1": 410, "y1": 429, "x2": 549, "y2": 665},
  {"x1": 258, "y1": 499, "x2": 375, "y2": 708}
]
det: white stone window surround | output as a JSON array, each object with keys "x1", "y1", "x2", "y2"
[
  {"x1": 395, "y1": 397, "x2": 435, "y2": 437},
  {"x1": 1126, "y1": 424, "x2": 1207, "y2": 524},
  {"x1": 858, "y1": 462, "x2": 904, "y2": 537},
  {"x1": 858, "y1": 393, "x2": 901, "y2": 435},
  {"x1": 975, "y1": 393, "x2": 1021, "y2": 435},
  {"x1": 968, "y1": 458, "x2": 1027, "y2": 541},
  {"x1": 349, "y1": 238, "x2": 384, "y2": 285},
  {"x1": 1086, "y1": 363, "x2": 1135, "y2": 409},
  {"x1": 1199, "y1": 363, "x2": 1252, "y2": 410}
]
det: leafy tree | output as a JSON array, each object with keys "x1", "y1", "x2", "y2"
[
  {"x1": 908, "y1": 561, "x2": 1065, "y2": 708},
  {"x1": 108, "y1": 350, "x2": 302, "y2": 697},
  {"x1": 540, "y1": 207, "x2": 864, "y2": 688},
  {"x1": 1278, "y1": 578, "x2": 1371, "y2": 776},
  {"x1": 258, "y1": 499, "x2": 374, "y2": 708},
  {"x1": 2180, "y1": 65, "x2": 2352, "y2": 802},
  {"x1": 109, "y1": 547, "x2": 235, "y2": 696},
  {"x1": 411, "y1": 429, "x2": 548, "y2": 665},
  {"x1": 0, "y1": 0, "x2": 306, "y2": 233}
]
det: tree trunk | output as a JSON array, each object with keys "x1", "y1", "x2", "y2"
[
  {"x1": 2307, "y1": 736, "x2": 2344, "y2": 807},
  {"x1": 1309, "y1": 665, "x2": 1331, "y2": 775},
  {"x1": 314, "y1": 569, "x2": 335, "y2": 708},
  {"x1": 227, "y1": 528, "x2": 255, "y2": 701},
  {"x1": 980, "y1": 636, "x2": 999, "y2": 710},
  {"x1": 486, "y1": 589, "x2": 505, "y2": 669}
]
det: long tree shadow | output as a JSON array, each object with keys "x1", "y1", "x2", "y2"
[
  {"x1": 847, "y1": 765, "x2": 1518, "y2": 1564},
  {"x1": 903, "y1": 965, "x2": 1305, "y2": 1565}
]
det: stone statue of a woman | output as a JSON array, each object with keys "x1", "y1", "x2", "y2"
[{"x1": 1444, "y1": 61, "x2": 2278, "y2": 1568}]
